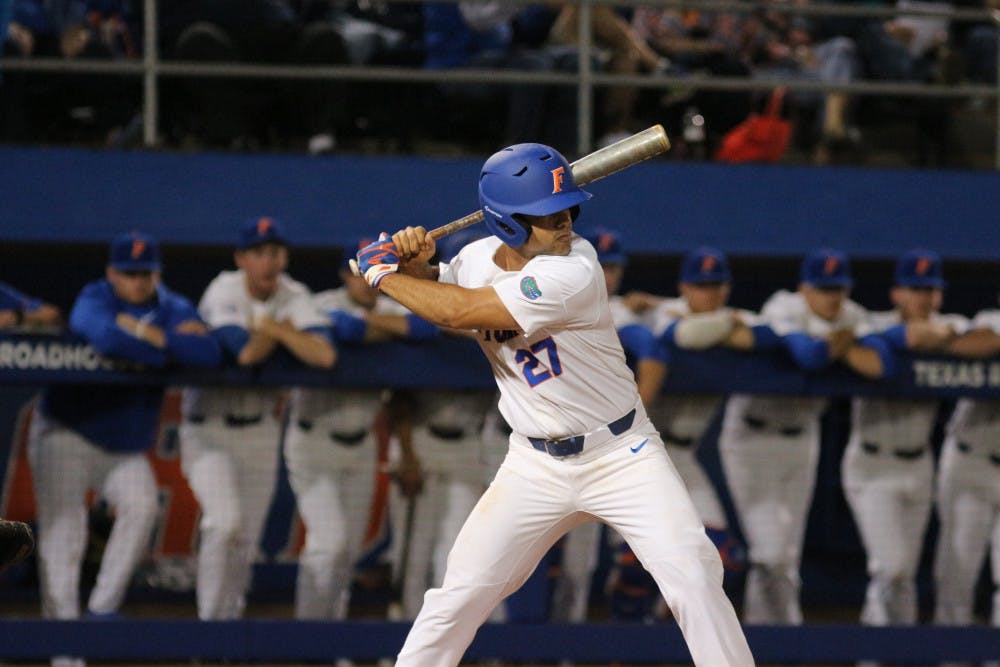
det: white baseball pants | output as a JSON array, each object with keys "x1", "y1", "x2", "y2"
[
  {"x1": 395, "y1": 420, "x2": 754, "y2": 666},
  {"x1": 28, "y1": 412, "x2": 158, "y2": 619},
  {"x1": 841, "y1": 436, "x2": 933, "y2": 626},
  {"x1": 179, "y1": 416, "x2": 281, "y2": 620},
  {"x1": 933, "y1": 436, "x2": 1000, "y2": 627},
  {"x1": 284, "y1": 422, "x2": 377, "y2": 620},
  {"x1": 718, "y1": 419, "x2": 819, "y2": 625}
]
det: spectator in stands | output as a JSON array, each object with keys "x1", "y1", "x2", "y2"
[
  {"x1": 161, "y1": 0, "x2": 350, "y2": 152},
  {"x1": 718, "y1": 248, "x2": 885, "y2": 624},
  {"x1": 546, "y1": 5, "x2": 666, "y2": 147},
  {"x1": 951, "y1": 0, "x2": 998, "y2": 85},
  {"x1": 27, "y1": 232, "x2": 220, "y2": 667},
  {"x1": 855, "y1": 0, "x2": 959, "y2": 164},
  {"x1": 1, "y1": 0, "x2": 139, "y2": 144},
  {"x1": 0, "y1": 281, "x2": 61, "y2": 330},
  {"x1": 630, "y1": 6, "x2": 753, "y2": 151},
  {"x1": 933, "y1": 290, "x2": 1000, "y2": 639},
  {"x1": 179, "y1": 217, "x2": 334, "y2": 620},
  {"x1": 737, "y1": 1, "x2": 864, "y2": 164},
  {"x1": 422, "y1": 1, "x2": 580, "y2": 151}
]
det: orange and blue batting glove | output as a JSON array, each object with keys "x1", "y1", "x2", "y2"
[{"x1": 351, "y1": 232, "x2": 399, "y2": 289}]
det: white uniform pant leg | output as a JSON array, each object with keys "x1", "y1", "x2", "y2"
[
  {"x1": 395, "y1": 446, "x2": 584, "y2": 666},
  {"x1": 589, "y1": 431, "x2": 755, "y2": 667},
  {"x1": 432, "y1": 476, "x2": 484, "y2": 588},
  {"x1": 842, "y1": 441, "x2": 932, "y2": 626},
  {"x1": 391, "y1": 472, "x2": 447, "y2": 620},
  {"x1": 719, "y1": 426, "x2": 818, "y2": 625},
  {"x1": 933, "y1": 438, "x2": 997, "y2": 625},
  {"x1": 28, "y1": 418, "x2": 93, "y2": 620},
  {"x1": 87, "y1": 452, "x2": 159, "y2": 614},
  {"x1": 181, "y1": 419, "x2": 281, "y2": 619},
  {"x1": 550, "y1": 520, "x2": 602, "y2": 623},
  {"x1": 665, "y1": 443, "x2": 728, "y2": 529},
  {"x1": 286, "y1": 428, "x2": 376, "y2": 620}
]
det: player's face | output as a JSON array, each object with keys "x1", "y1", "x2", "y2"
[
  {"x1": 602, "y1": 263, "x2": 625, "y2": 295},
  {"x1": 518, "y1": 209, "x2": 574, "y2": 258},
  {"x1": 236, "y1": 243, "x2": 288, "y2": 300},
  {"x1": 680, "y1": 281, "x2": 730, "y2": 313},
  {"x1": 800, "y1": 284, "x2": 848, "y2": 321},
  {"x1": 891, "y1": 286, "x2": 941, "y2": 321},
  {"x1": 106, "y1": 266, "x2": 160, "y2": 305}
]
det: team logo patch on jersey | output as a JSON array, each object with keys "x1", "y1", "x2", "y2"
[{"x1": 520, "y1": 276, "x2": 542, "y2": 300}]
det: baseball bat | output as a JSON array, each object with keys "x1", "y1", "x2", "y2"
[{"x1": 428, "y1": 124, "x2": 671, "y2": 241}]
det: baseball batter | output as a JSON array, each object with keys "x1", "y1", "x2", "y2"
[
  {"x1": 180, "y1": 217, "x2": 334, "y2": 620},
  {"x1": 29, "y1": 232, "x2": 220, "y2": 667},
  {"x1": 719, "y1": 248, "x2": 877, "y2": 625},
  {"x1": 285, "y1": 248, "x2": 422, "y2": 631},
  {"x1": 933, "y1": 296, "x2": 1000, "y2": 633},
  {"x1": 353, "y1": 143, "x2": 755, "y2": 666},
  {"x1": 842, "y1": 249, "x2": 974, "y2": 628}
]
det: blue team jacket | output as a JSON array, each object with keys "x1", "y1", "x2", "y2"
[{"x1": 42, "y1": 279, "x2": 221, "y2": 452}]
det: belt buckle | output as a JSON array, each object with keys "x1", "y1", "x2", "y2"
[{"x1": 543, "y1": 439, "x2": 563, "y2": 457}]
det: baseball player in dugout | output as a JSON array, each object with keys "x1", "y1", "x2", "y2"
[
  {"x1": 179, "y1": 217, "x2": 334, "y2": 620},
  {"x1": 933, "y1": 289, "x2": 1000, "y2": 644},
  {"x1": 383, "y1": 230, "x2": 503, "y2": 627},
  {"x1": 28, "y1": 232, "x2": 221, "y2": 667},
  {"x1": 841, "y1": 250, "x2": 1000, "y2": 635},
  {"x1": 0, "y1": 281, "x2": 62, "y2": 331},
  {"x1": 644, "y1": 246, "x2": 765, "y2": 571},
  {"x1": 283, "y1": 243, "x2": 426, "y2": 650},
  {"x1": 719, "y1": 248, "x2": 883, "y2": 626},
  {"x1": 353, "y1": 143, "x2": 755, "y2": 666}
]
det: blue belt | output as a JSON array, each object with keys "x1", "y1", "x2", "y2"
[{"x1": 528, "y1": 408, "x2": 636, "y2": 458}]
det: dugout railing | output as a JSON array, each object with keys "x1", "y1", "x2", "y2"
[
  {"x1": 1, "y1": 0, "x2": 1000, "y2": 164},
  {"x1": 0, "y1": 331, "x2": 998, "y2": 664}
]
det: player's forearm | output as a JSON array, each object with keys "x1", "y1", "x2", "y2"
[
  {"x1": 378, "y1": 273, "x2": 518, "y2": 331},
  {"x1": 843, "y1": 344, "x2": 884, "y2": 379},
  {"x1": 277, "y1": 329, "x2": 336, "y2": 369},
  {"x1": 237, "y1": 331, "x2": 279, "y2": 366},
  {"x1": 635, "y1": 359, "x2": 668, "y2": 409},
  {"x1": 944, "y1": 327, "x2": 1000, "y2": 358}
]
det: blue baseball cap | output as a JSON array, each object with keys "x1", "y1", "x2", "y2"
[
  {"x1": 680, "y1": 246, "x2": 731, "y2": 284},
  {"x1": 584, "y1": 227, "x2": 627, "y2": 265},
  {"x1": 109, "y1": 231, "x2": 161, "y2": 271},
  {"x1": 895, "y1": 248, "x2": 944, "y2": 288},
  {"x1": 238, "y1": 216, "x2": 288, "y2": 249},
  {"x1": 801, "y1": 248, "x2": 852, "y2": 288}
]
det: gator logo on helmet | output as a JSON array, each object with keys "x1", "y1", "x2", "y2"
[
  {"x1": 520, "y1": 276, "x2": 542, "y2": 300},
  {"x1": 551, "y1": 166, "x2": 566, "y2": 194}
]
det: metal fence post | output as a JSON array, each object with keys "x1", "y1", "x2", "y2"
[
  {"x1": 143, "y1": 0, "x2": 158, "y2": 147},
  {"x1": 577, "y1": 0, "x2": 594, "y2": 156}
]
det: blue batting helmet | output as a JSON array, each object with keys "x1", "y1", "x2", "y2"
[{"x1": 478, "y1": 143, "x2": 593, "y2": 247}]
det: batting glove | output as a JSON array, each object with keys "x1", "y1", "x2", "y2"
[{"x1": 350, "y1": 232, "x2": 399, "y2": 289}]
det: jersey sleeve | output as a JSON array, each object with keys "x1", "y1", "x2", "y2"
[
  {"x1": 160, "y1": 289, "x2": 222, "y2": 368},
  {"x1": 760, "y1": 291, "x2": 804, "y2": 337},
  {"x1": 69, "y1": 283, "x2": 168, "y2": 367},
  {"x1": 0, "y1": 281, "x2": 42, "y2": 312},
  {"x1": 492, "y1": 256, "x2": 599, "y2": 337},
  {"x1": 199, "y1": 279, "x2": 247, "y2": 330}
]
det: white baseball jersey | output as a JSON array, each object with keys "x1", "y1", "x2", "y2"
[
  {"x1": 727, "y1": 289, "x2": 868, "y2": 427},
  {"x1": 850, "y1": 310, "x2": 970, "y2": 447},
  {"x1": 440, "y1": 235, "x2": 637, "y2": 441},
  {"x1": 290, "y1": 287, "x2": 407, "y2": 433},
  {"x1": 183, "y1": 270, "x2": 329, "y2": 420},
  {"x1": 943, "y1": 309, "x2": 1000, "y2": 454}
]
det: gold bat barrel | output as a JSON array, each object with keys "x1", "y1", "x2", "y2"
[{"x1": 429, "y1": 125, "x2": 671, "y2": 241}]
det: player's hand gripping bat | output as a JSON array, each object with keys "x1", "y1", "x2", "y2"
[{"x1": 428, "y1": 124, "x2": 671, "y2": 241}]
